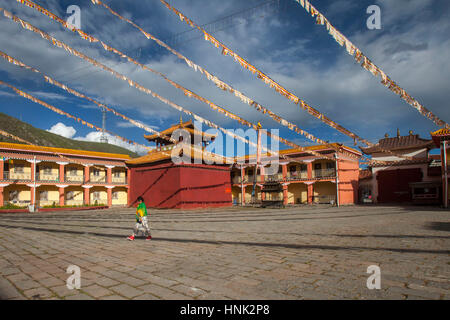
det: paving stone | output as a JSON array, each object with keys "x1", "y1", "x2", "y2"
[
  {"x1": 1, "y1": 206, "x2": 449, "y2": 300},
  {"x1": 133, "y1": 293, "x2": 161, "y2": 300},
  {"x1": 81, "y1": 284, "x2": 113, "y2": 298},
  {"x1": 23, "y1": 286, "x2": 55, "y2": 300},
  {"x1": 39, "y1": 276, "x2": 65, "y2": 287},
  {"x1": 95, "y1": 277, "x2": 120, "y2": 287},
  {"x1": 0, "y1": 277, "x2": 24, "y2": 299},
  {"x1": 49, "y1": 285, "x2": 79, "y2": 298},
  {"x1": 110, "y1": 284, "x2": 142, "y2": 299},
  {"x1": 65, "y1": 293, "x2": 95, "y2": 300}
]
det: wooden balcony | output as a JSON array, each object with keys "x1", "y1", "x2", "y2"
[
  {"x1": 286, "y1": 171, "x2": 308, "y2": 181},
  {"x1": 313, "y1": 168, "x2": 336, "y2": 179}
]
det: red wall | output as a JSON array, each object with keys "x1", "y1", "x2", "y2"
[
  {"x1": 128, "y1": 161, "x2": 232, "y2": 209},
  {"x1": 377, "y1": 168, "x2": 422, "y2": 203}
]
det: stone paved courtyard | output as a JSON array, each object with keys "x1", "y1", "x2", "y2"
[{"x1": 0, "y1": 205, "x2": 448, "y2": 300}]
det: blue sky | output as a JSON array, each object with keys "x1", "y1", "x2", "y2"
[{"x1": 0, "y1": 0, "x2": 449, "y2": 156}]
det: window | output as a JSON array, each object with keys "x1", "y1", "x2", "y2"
[
  {"x1": 112, "y1": 191, "x2": 119, "y2": 200},
  {"x1": 93, "y1": 191, "x2": 100, "y2": 200},
  {"x1": 93, "y1": 169, "x2": 100, "y2": 176},
  {"x1": 300, "y1": 164, "x2": 307, "y2": 172},
  {"x1": 113, "y1": 171, "x2": 121, "y2": 178},
  {"x1": 9, "y1": 190, "x2": 19, "y2": 202},
  {"x1": 326, "y1": 162, "x2": 335, "y2": 170},
  {"x1": 66, "y1": 191, "x2": 74, "y2": 201},
  {"x1": 69, "y1": 168, "x2": 77, "y2": 176},
  {"x1": 314, "y1": 163, "x2": 322, "y2": 170},
  {"x1": 43, "y1": 166, "x2": 52, "y2": 174},
  {"x1": 289, "y1": 166, "x2": 296, "y2": 172},
  {"x1": 39, "y1": 191, "x2": 48, "y2": 201},
  {"x1": 15, "y1": 165, "x2": 24, "y2": 173}
]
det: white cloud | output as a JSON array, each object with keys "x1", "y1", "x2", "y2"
[
  {"x1": 47, "y1": 122, "x2": 76, "y2": 139},
  {"x1": 115, "y1": 120, "x2": 159, "y2": 130},
  {"x1": 30, "y1": 90, "x2": 68, "y2": 101},
  {"x1": 0, "y1": 90, "x2": 16, "y2": 98},
  {"x1": 74, "y1": 131, "x2": 151, "y2": 155}
]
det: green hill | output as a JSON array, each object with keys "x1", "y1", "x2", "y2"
[{"x1": 0, "y1": 112, "x2": 139, "y2": 158}]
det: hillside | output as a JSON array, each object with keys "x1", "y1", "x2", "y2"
[{"x1": 0, "y1": 112, "x2": 139, "y2": 158}]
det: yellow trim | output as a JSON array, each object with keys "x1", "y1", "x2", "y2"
[
  {"x1": 431, "y1": 128, "x2": 450, "y2": 136},
  {"x1": 0, "y1": 142, "x2": 130, "y2": 160}
]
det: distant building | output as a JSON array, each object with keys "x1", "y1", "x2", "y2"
[
  {"x1": 230, "y1": 143, "x2": 362, "y2": 206},
  {"x1": 0, "y1": 142, "x2": 130, "y2": 208},
  {"x1": 360, "y1": 130, "x2": 440, "y2": 204}
]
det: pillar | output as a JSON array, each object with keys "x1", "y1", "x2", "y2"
[
  {"x1": 307, "y1": 162, "x2": 313, "y2": 179},
  {"x1": 283, "y1": 184, "x2": 288, "y2": 205},
  {"x1": 282, "y1": 164, "x2": 287, "y2": 180},
  {"x1": 107, "y1": 187, "x2": 113, "y2": 207},
  {"x1": 59, "y1": 187, "x2": 65, "y2": 206},
  {"x1": 59, "y1": 164, "x2": 65, "y2": 183},
  {"x1": 240, "y1": 167, "x2": 245, "y2": 205},
  {"x1": 307, "y1": 183, "x2": 314, "y2": 204},
  {"x1": 30, "y1": 161, "x2": 35, "y2": 183},
  {"x1": 0, "y1": 187, "x2": 4, "y2": 207},
  {"x1": 107, "y1": 167, "x2": 112, "y2": 184},
  {"x1": 126, "y1": 168, "x2": 131, "y2": 207},
  {"x1": 84, "y1": 165, "x2": 90, "y2": 184},
  {"x1": 84, "y1": 187, "x2": 90, "y2": 205},
  {"x1": 30, "y1": 186, "x2": 35, "y2": 206},
  {"x1": 0, "y1": 158, "x2": 4, "y2": 180}
]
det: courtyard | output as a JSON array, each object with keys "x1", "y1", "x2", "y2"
[{"x1": 0, "y1": 205, "x2": 448, "y2": 300}]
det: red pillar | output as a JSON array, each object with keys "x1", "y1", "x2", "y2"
[
  {"x1": 307, "y1": 162, "x2": 313, "y2": 179},
  {"x1": 307, "y1": 183, "x2": 314, "y2": 204},
  {"x1": 0, "y1": 159, "x2": 4, "y2": 206},
  {"x1": 0, "y1": 159, "x2": 4, "y2": 180},
  {"x1": 30, "y1": 186, "x2": 35, "y2": 206},
  {"x1": 283, "y1": 184, "x2": 288, "y2": 205},
  {"x1": 282, "y1": 164, "x2": 287, "y2": 180},
  {"x1": 59, "y1": 187, "x2": 65, "y2": 206},
  {"x1": 306, "y1": 162, "x2": 313, "y2": 204},
  {"x1": 107, "y1": 167, "x2": 112, "y2": 184},
  {"x1": 126, "y1": 168, "x2": 131, "y2": 207},
  {"x1": 240, "y1": 167, "x2": 245, "y2": 205},
  {"x1": 84, "y1": 188, "x2": 90, "y2": 205},
  {"x1": 59, "y1": 164, "x2": 65, "y2": 183},
  {"x1": 107, "y1": 188, "x2": 112, "y2": 207},
  {"x1": 0, "y1": 187, "x2": 4, "y2": 207},
  {"x1": 84, "y1": 165, "x2": 90, "y2": 184}
]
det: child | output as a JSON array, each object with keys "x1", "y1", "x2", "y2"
[{"x1": 127, "y1": 196, "x2": 152, "y2": 241}]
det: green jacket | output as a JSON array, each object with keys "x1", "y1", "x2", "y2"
[{"x1": 136, "y1": 202, "x2": 148, "y2": 222}]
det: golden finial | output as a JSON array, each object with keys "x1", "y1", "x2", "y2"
[{"x1": 180, "y1": 114, "x2": 183, "y2": 125}]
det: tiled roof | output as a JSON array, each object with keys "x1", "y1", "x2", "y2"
[
  {"x1": 235, "y1": 143, "x2": 361, "y2": 162},
  {"x1": 361, "y1": 134, "x2": 434, "y2": 154},
  {"x1": 126, "y1": 144, "x2": 225, "y2": 165},
  {"x1": 144, "y1": 126, "x2": 217, "y2": 142},
  {"x1": 430, "y1": 128, "x2": 450, "y2": 136},
  {"x1": 369, "y1": 158, "x2": 429, "y2": 168},
  {"x1": 0, "y1": 142, "x2": 130, "y2": 161}
]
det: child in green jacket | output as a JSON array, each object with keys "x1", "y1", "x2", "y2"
[{"x1": 127, "y1": 196, "x2": 151, "y2": 241}]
